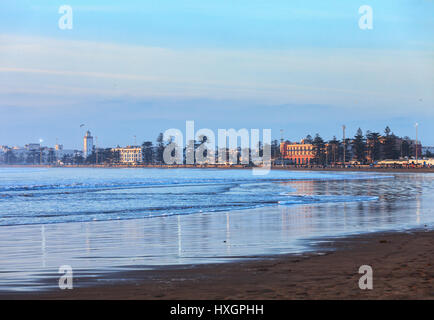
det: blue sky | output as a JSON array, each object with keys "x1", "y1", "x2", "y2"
[{"x1": 0, "y1": 0, "x2": 433, "y2": 148}]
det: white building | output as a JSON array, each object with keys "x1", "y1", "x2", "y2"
[
  {"x1": 83, "y1": 131, "x2": 94, "y2": 158},
  {"x1": 112, "y1": 146, "x2": 142, "y2": 164}
]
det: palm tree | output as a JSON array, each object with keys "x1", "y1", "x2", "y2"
[
  {"x1": 366, "y1": 131, "x2": 381, "y2": 162},
  {"x1": 352, "y1": 128, "x2": 366, "y2": 163},
  {"x1": 156, "y1": 133, "x2": 165, "y2": 164},
  {"x1": 327, "y1": 136, "x2": 340, "y2": 165},
  {"x1": 383, "y1": 127, "x2": 399, "y2": 159},
  {"x1": 312, "y1": 134, "x2": 325, "y2": 165},
  {"x1": 304, "y1": 134, "x2": 313, "y2": 144},
  {"x1": 142, "y1": 141, "x2": 153, "y2": 164}
]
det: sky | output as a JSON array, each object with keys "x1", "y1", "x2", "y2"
[{"x1": 0, "y1": 0, "x2": 433, "y2": 149}]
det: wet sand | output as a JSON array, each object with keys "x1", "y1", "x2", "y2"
[{"x1": 4, "y1": 229, "x2": 433, "y2": 300}]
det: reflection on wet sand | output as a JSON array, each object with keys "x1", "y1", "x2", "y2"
[{"x1": 0, "y1": 173, "x2": 433, "y2": 291}]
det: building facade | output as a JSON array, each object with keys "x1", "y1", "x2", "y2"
[
  {"x1": 280, "y1": 140, "x2": 315, "y2": 165},
  {"x1": 112, "y1": 146, "x2": 143, "y2": 164}
]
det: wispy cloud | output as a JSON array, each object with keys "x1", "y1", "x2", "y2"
[{"x1": 1, "y1": 34, "x2": 432, "y2": 112}]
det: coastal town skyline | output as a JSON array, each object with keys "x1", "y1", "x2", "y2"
[
  {"x1": 2, "y1": 124, "x2": 433, "y2": 167},
  {"x1": 0, "y1": 121, "x2": 431, "y2": 151}
]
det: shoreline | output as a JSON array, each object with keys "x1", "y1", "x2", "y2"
[
  {"x1": 3, "y1": 228, "x2": 433, "y2": 300},
  {"x1": 1, "y1": 164, "x2": 434, "y2": 173}
]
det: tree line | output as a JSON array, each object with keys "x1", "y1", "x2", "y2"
[{"x1": 300, "y1": 126, "x2": 421, "y2": 165}]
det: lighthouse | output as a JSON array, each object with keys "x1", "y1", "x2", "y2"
[{"x1": 83, "y1": 130, "x2": 94, "y2": 158}]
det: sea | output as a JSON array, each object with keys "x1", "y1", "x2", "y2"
[{"x1": 0, "y1": 167, "x2": 433, "y2": 291}]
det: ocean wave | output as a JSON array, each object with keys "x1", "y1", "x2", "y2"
[
  {"x1": 0, "y1": 168, "x2": 391, "y2": 227},
  {"x1": 278, "y1": 195, "x2": 378, "y2": 205}
]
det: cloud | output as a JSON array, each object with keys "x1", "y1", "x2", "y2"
[{"x1": 0, "y1": 33, "x2": 433, "y2": 113}]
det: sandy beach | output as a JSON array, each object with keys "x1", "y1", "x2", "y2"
[{"x1": 3, "y1": 228, "x2": 432, "y2": 300}]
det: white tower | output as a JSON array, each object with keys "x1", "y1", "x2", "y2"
[{"x1": 84, "y1": 130, "x2": 94, "y2": 158}]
